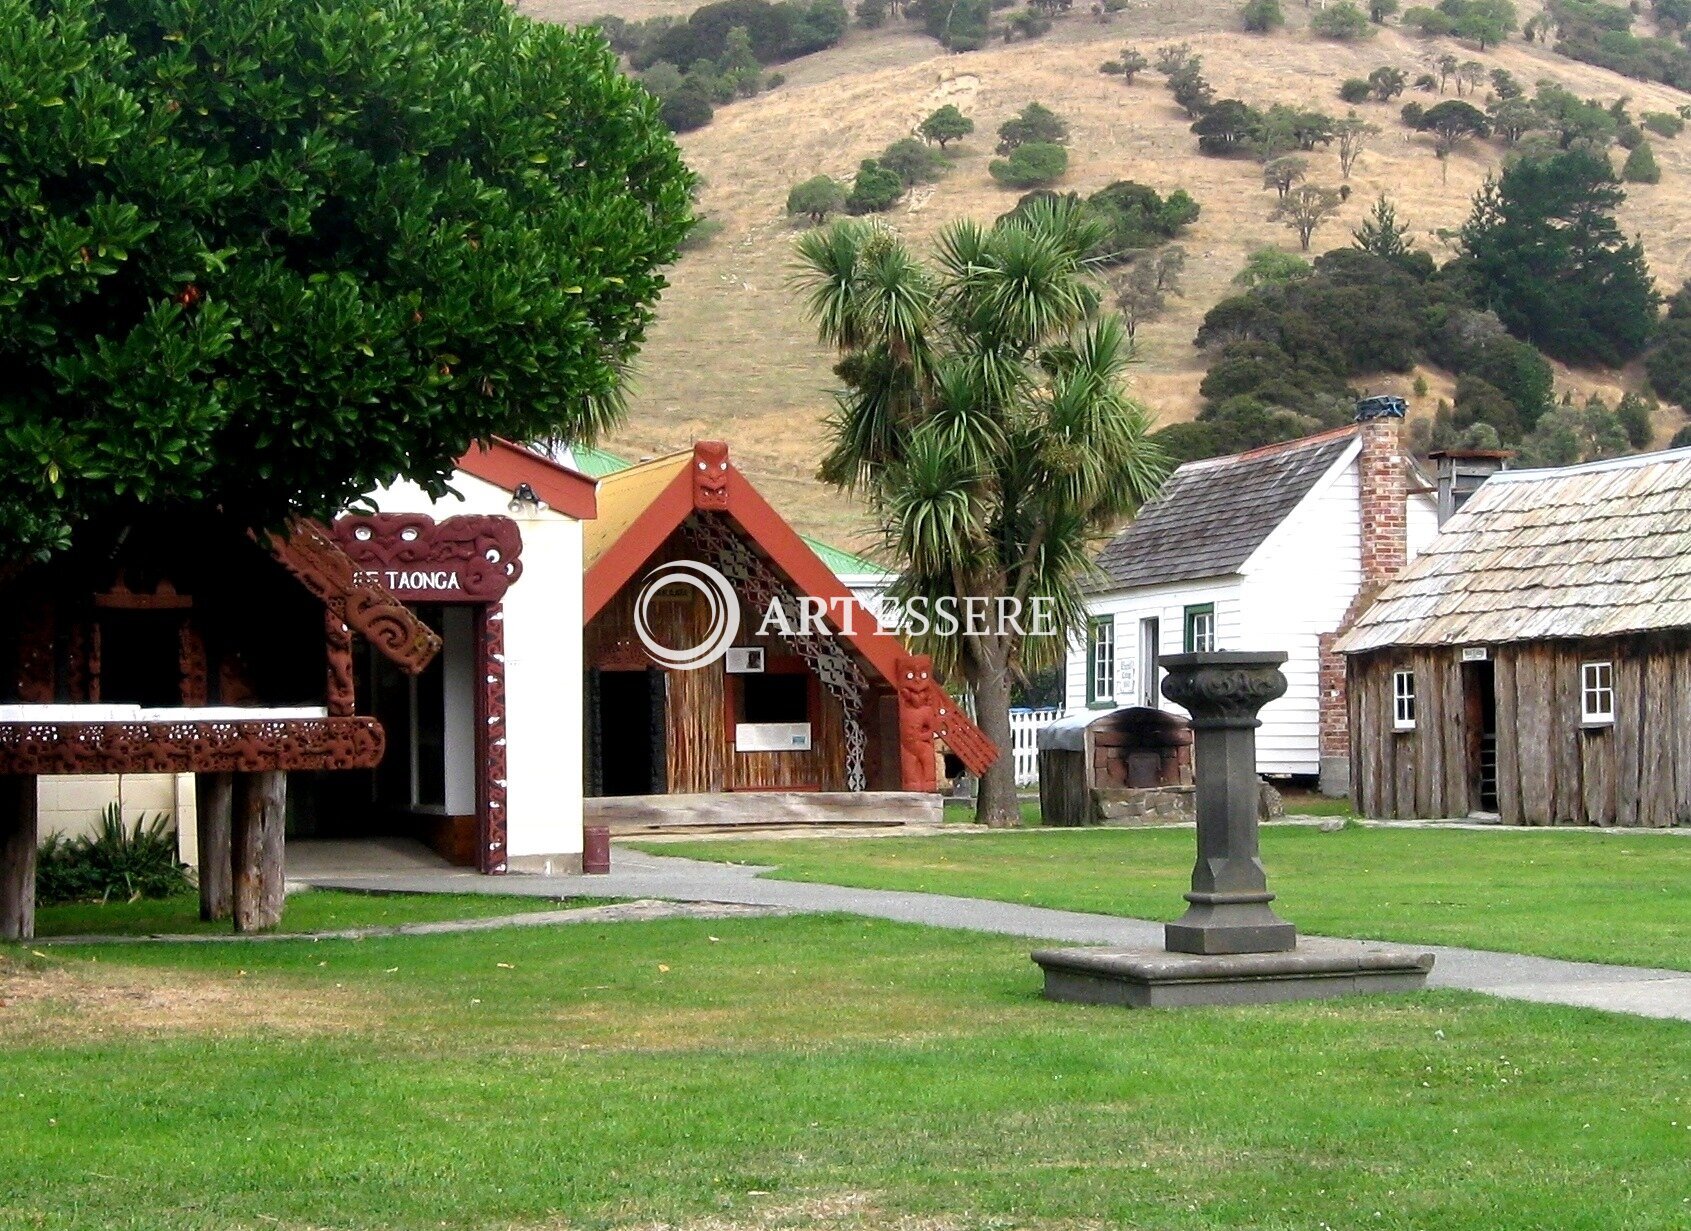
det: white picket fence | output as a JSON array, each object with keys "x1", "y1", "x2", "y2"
[{"x1": 1009, "y1": 707, "x2": 1066, "y2": 786}]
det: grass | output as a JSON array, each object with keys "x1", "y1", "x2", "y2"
[
  {"x1": 5, "y1": 914, "x2": 1691, "y2": 1230},
  {"x1": 942, "y1": 797, "x2": 1043, "y2": 825},
  {"x1": 646, "y1": 826, "x2": 1691, "y2": 971},
  {"x1": 32, "y1": 889, "x2": 590, "y2": 938}
]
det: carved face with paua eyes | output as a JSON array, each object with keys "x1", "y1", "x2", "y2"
[
  {"x1": 895, "y1": 653, "x2": 934, "y2": 715},
  {"x1": 692, "y1": 441, "x2": 731, "y2": 510}
]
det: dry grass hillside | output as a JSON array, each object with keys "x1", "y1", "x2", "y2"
[{"x1": 533, "y1": 0, "x2": 1691, "y2": 543}]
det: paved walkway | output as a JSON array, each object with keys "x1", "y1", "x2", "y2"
[{"x1": 294, "y1": 846, "x2": 1691, "y2": 1024}]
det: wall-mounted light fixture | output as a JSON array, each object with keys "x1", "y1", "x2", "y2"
[{"x1": 507, "y1": 482, "x2": 541, "y2": 516}]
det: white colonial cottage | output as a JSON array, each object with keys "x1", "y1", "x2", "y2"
[{"x1": 1067, "y1": 402, "x2": 1437, "y2": 794}]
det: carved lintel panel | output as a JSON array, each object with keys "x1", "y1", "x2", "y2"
[
  {"x1": 331, "y1": 513, "x2": 524, "y2": 603},
  {"x1": 267, "y1": 520, "x2": 441, "y2": 674},
  {"x1": 0, "y1": 717, "x2": 385, "y2": 775}
]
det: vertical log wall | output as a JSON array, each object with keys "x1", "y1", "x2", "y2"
[{"x1": 1349, "y1": 634, "x2": 1691, "y2": 826}]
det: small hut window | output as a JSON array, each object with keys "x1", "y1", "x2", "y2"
[
  {"x1": 1392, "y1": 669, "x2": 1416, "y2": 731},
  {"x1": 1087, "y1": 617, "x2": 1115, "y2": 707},
  {"x1": 1184, "y1": 604, "x2": 1216, "y2": 653},
  {"x1": 1581, "y1": 661, "x2": 1614, "y2": 726}
]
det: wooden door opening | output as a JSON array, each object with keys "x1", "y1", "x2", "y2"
[
  {"x1": 1139, "y1": 617, "x2": 1160, "y2": 708},
  {"x1": 592, "y1": 668, "x2": 668, "y2": 797},
  {"x1": 1463, "y1": 660, "x2": 1498, "y2": 813}
]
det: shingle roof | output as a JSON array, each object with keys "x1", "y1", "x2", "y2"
[
  {"x1": 1092, "y1": 427, "x2": 1356, "y2": 591},
  {"x1": 1336, "y1": 447, "x2": 1691, "y2": 652}
]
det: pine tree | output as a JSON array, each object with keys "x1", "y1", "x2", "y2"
[
  {"x1": 1352, "y1": 195, "x2": 1414, "y2": 261},
  {"x1": 1623, "y1": 141, "x2": 1662, "y2": 184},
  {"x1": 1461, "y1": 150, "x2": 1660, "y2": 366}
]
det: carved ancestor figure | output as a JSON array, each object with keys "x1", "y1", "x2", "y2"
[
  {"x1": 895, "y1": 653, "x2": 939, "y2": 792},
  {"x1": 691, "y1": 440, "x2": 731, "y2": 510}
]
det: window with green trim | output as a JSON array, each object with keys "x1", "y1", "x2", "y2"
[
  {"x1": 1086, "y1": 617, "x2": 1115, "y2": 706},
  {"x1": 1184, "y1": 603, "x2": 1216, "y2": 653}
]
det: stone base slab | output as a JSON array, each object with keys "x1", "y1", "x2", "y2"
[{"x1": 1031, "y1": 940, "x2": 1434, "y2": 1008}]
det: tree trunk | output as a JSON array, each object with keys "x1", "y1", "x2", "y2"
[
  {"x1": 196, "y1": 772, "x2": 234, "y2": 922},
  {"x1": 971, "y1": 638, "x2": 1021, "y2": 828},
  {"x1": 231, "y1": 771, "x2": 287, "y2": 932},
  {"x1": 0, "y1": 775, "x2": 38, "y2": 942}
]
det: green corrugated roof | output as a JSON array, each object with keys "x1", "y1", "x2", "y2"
[
  {"x1": 800, "y1": 535, "x2": 888, "y2": 579},
  {"x1": 567, "y1": 444, "x2": 634, "y2": 478},
  {"x1": 569, "y1": 443, "x2": 888, "y2": 578}
]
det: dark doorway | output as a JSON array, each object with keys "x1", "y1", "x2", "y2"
[
  {"x1": 1463, "y1": 660, "x2": 1498, "y2": 813},
  {"x1": 594, "y1": 669, "x2": 668, "y2": 796}
]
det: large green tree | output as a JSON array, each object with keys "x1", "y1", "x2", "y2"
[
  {"x1": 0, "y1": 0, "x2": 692, "y2": 561},
  {"x1": 793, "y1": 202, "x2": 1166, "y2": 826},
  {"x1": 1459, "y1": 149, "x2": 1658, "y2": 365}
]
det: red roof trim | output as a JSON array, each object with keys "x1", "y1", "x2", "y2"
[
  {"x1": 456, "y1": 438, "x2": 599, "y2": 522},
  {"x1": 583, "y1": 465, "x2": 696, "y2": 619}
]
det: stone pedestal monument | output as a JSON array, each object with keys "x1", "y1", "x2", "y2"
[{"x1": 1032, "y1": 651, "x2": 1432, "y2": 1008}]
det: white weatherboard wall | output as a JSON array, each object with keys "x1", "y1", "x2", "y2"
[
  {"x1": 1070, "y1": 440, "x2": 1437, "y2": 778},
  {"x1": 367, "y1": 473, "x2": 587, "y2": 862},
  {"x1": 1064, "y1": 577, "x2": 1244, "y2": 716}
]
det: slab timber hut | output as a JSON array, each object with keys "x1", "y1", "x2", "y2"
[
  {"x1": 1337, "y1": 448, "x2": 1691, "y2": 826},
  {"x1": 583, "y1": 441, "x2": 997, "y2": 829},
  {"x1": 0, "y1": 515, "x2": 438, "y2": 938}
]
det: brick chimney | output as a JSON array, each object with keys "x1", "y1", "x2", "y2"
[
  {"x1": 1318, "y1": 395, "x2": 1410, "y2": 799},
  {"x1": 1355, "y1": 395, "x2": 1408, "y2": 586}
]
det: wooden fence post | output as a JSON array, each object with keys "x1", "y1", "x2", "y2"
[
  {"x1": 0, "y1": 776, "x2": 39, "y2": 942},
  {"x1": 231, "y1": 771, "x2": 287, "y2": 932},
  {"x1": 196, "y1": 772, "x2": 234, "y2": 921}
]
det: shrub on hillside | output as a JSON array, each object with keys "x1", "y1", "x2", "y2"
[
  {"x1": 846, "y1": 159, "x2": 904, "y2": 212},
  {"x1": 997, "y1": 102, "x2": 1069, "y2": 152},
  {"x1": 1642, "y1": 110, "x2": 1685, "y2": 138},
  {"x1": 1311, "y1": 1, "x2": 1374, "y2": 38},
  {"x1": 856, "y1": 0, "x2": 888, "y2": 26},
  {"x1": 787, "y1": 175, "x2": 848, "y2": 223},
  {"x1": 1340, "y1": 77, "x2": 1374, "y2": 103},
  {"x1": 36, "y1": 807, "x2": 189, "y2": 906},
  {"x1": 1623, "y1": 140, "x2": 1662, "y2": 182},
  {"x1": 919, "y1": 104, "x2": 975, "y2": 147},
  {"x1": 660, "y1": 87, "x2": 715, "y2": 132},
  {"x1": 909, "y1": 0, "x2": 992, "y2": 49},
  {"x1": 988, "y1": 141, "x2": 1069, "y2": 188},
  {"x1": 880, "y1": 137, "x2": 949, "y2": 185},
  {"x1": 632, "y1": 0, "x2": 850, "y2": 69},
  {"x1": 1240, "y1": 0, "x2": 1285, "y2": 32}
]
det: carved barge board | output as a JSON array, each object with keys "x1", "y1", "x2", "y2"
[{"x1": 0, "y1": 718, "x2": 385, "y2": 775}]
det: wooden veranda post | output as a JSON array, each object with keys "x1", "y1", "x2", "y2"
[
  {"x1": 0, "y1": 776, "x2": 38, "y2": 941},
  {"x1": 196, "y1": 772, "x2": 234, "y2": 921},
  {"x1": 231, "y1": 771, "x2": 287, "y2": 932}
]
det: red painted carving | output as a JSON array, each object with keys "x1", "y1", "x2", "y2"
[
  {"x1": 178, "y1": 622, "x2": 208, "y2": 706},
  {"x1": 266, "y1": 520, "x2": 441, "y2": 673},
  {"x1": 324, "y1": 610, "x2": 355, "y2": 718},
  {"x1": 86, "y1": 623, "x2": 101, "y2": 704},
  {"x1": 892, "y1": 652, "x2": 999, "y2": 787},
  {"x1": 691, "y1": 441, "x2": 731, "y2": 511},
  {"x1": 0, "y1": 717, "x2": 385, "y2": 775},
  {"x1": 479, "y1": 605, "x2": 509, "y2": 874},
  {"x1": 331, "y1": 513, "x2": 524, "y2": 602},
  {"x1": 894, "y1": 653, "x2": 939, "y2": 792}
]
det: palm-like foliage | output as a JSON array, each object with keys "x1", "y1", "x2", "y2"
[{"x1": 791, "y1": 198, "x2": 1168, "y2": 825}]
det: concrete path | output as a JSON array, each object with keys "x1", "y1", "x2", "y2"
[{"x1": 295, "y1": 847, "x2": 1691, "y2": 1024}]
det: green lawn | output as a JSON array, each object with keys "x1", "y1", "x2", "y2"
[
  {"x1": 4, "y1": 915, "x2": 1691, "y2": 1230},
  {"x1": 33, "y1": 889, "x2": 588, "y2": 938},
  {"x1": 646, "y1": 826, "x2": 1691, "y2": 971}
]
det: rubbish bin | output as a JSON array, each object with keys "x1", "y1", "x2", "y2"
[{"x1": 582, "y1": 825, "x2": 611, "y2": 875}]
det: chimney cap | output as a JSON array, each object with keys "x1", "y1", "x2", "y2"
[
  {"x1": 1427, "y1": 448, "x2": 1513, "y2": 461},
  {"x1": 1355, "y1": 395, "x2": 1408, "y2": 422}
]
